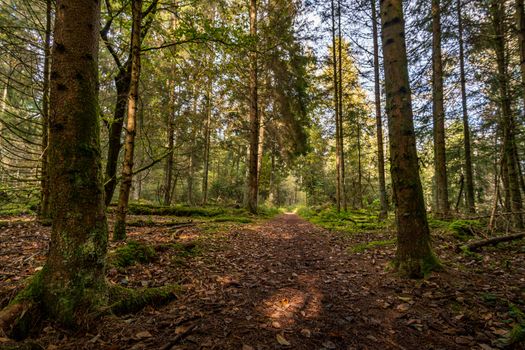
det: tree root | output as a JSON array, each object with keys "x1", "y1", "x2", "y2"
[{"x1": 108, "y1": 284, "x2": 182, "y2": 315}]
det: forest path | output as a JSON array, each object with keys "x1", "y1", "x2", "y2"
[{"x1": 137, "y1": 213, "x2": 459, "y2": 350}]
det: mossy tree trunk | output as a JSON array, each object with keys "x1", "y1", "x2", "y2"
[
  {"x1": 247, "y1": 0, "x2": 260, "y2": 214},
  {"x1": 42, "y1": 0, "x2": 108, "y2": 324},
  {"x1": 431, "y1": 0, "x2": 450, "y2": 218},
  {"x1": 371, "y1": 0, "x2": 388, "y2": 220},
  {"x1": 379, "y1": 0, "x2": 436, "y2": 278},
  {"x1": 114, "y1": 0, "x2": 143, "y2": 240}
]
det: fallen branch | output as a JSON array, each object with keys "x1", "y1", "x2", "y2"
[{"x1": 460, "y1": 233, "x2": 525, "y2": 252}]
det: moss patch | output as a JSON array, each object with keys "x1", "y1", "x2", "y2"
[
  {"x1": 350, "y1": 239, "x2": 395, "y2": 253},
  {"x1": 110, "y1": 240, "x2": 157, "y2": 268},
  {"x1": 108, "y1": 284, "x2": 182, "y2": 315}
]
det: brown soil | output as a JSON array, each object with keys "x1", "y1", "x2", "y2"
[{"x1": 1, "y1": 213, "x2": 524, "y2": 349}]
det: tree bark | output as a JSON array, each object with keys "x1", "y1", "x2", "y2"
[
  {"x1": 39, "y1": 0, "x2": 53, "y2": 220},
  {"x1": 331, "y1": 0, "x2": 341, "y2": 213},
  {"x1": 337, "y1": 0, "x2": 347, "y2": 211},
  {"x1": 457, "y1": 0, "x2": 476, "y2": 214},
  {"x1": 163, "y1": 80, "x2": 175, "y2": 206},
  {"x1": 202, "y1": 81, "x2": 212, "y2": 205},
  {"x1": 432, "y1": 0, "x2": 450, "y2": 218},
  {"x1": 491, "y1": 0, "x2": 523, "y2": 228},
  {"x1": 114, "y1": 0, "x2": 143, "y2": 240},
  {"x1": 371, "y1": 0, "x2": 388, "y2": 219},
  {"x1": 43, "y1": 0, "x2": 108, "y2": 324},
  {"x1": 247, "y1": 0, "x2": 260, "y2": 214},
  {"x1": 379, "y1": 0, "x2": 436, "y2": 278},
  {"x1": 104, "y1": 66, "x2": 131, "y2": 207}
]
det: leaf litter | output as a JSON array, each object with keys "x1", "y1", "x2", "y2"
[{"x1": 0, "y1": 213, "x2": 524, "y2": 349}]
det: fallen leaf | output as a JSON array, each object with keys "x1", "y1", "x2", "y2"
[
  {"x1": 135, "y1": 331, "x2": 152, "y2": 339},
  {"x1": 323, "y1": 340, "x2": 336, "y2": 349},
  {"x1": 396, "y1": 303, "x2": 410, "y2": 312},
  {"x1": 242, "y1": 345, "x2": 254, "y2": 350},
  {"x1": 276, "y1": 333, "x2": 291, "y2": 346},
  {"x1": 300, "y1": 328, "x2": 311, "y2": 338}
]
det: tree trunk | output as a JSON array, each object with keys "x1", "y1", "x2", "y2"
[
  {"x1": 202, "y1": 83, "x2": 212, "y2": 205},
  {"x1": 517, "y1": 0, "x2": 525, "y2": 121},
  {"x1": 39, "y1": 0, "x2": 53, "y2": 220},
  {"x1": 163, "y1": 80, "x2": 175, "y2": 206},
  {"x1": 247, "y1": 0, "x2": 260, "y2": 214},
  {"x1": 432, "y1": 0, "x2": 450, "y2": 218},
  {"x1": 104, "y1": 66, "x2": 131, "y2": 207},
  {"x1": 331, "y1": 0, "x2": 341, "y2": 213},
  {"x1": 371, "y1": 0, "x2": 388, "y2": 219},
  {"x1": 114, "y1": 0, "x2": 143, "y2": 240},
  {"x1": 457, "y1": 0, "x2": 476, "y2": 214},
  {"x1": 337, "y1": 0, "x2": 347, "y2": 211},
  {"x1": 43, "y1": 0, "x2": 108, "y2": 324},
  {"x1": 379, "y1": 0, "x2": 436, "y2": 278},
  {"x1": 491, "y1": 0, "x2": 523, "y2": 228}
]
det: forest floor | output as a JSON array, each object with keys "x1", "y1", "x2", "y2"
[{"x1": 0, "y1": 211, "x2": 525, "y2": 349}]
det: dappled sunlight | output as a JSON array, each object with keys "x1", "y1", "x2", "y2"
[{"x1": 257, "y1": 274, "x2": 323, "y2": 328}]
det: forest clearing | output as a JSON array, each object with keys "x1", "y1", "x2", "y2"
[{"x1": 1, "y1": 0, "x2": 525, "y2": 348}]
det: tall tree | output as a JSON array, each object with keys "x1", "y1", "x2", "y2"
[
  {"x1": 331, "y1": 0, "x2": 342, "y2": 212},
  {"x1": 431, "y1": 0, "x2": 450, "y2": 218},
  {"x1": 371, "y1": 0, "x2": 388, "y2": 219},
  {"x1": 39, "y1": 0, "x2": 52, "y2": 220},
  {"x1": 379, "y1": 0, "x2": 437, "y2": 277},
  {"x1": 100, "y1": 0, "x2": 158, "y2": 207},
  {"x1": 337, "y1": 0, "x2": 348, "y2": 211},
  {"x1": 457, "y1": 0, "x2": 475, "y2": 213},
  {"x1": 42, "y1": 0, "x2": 108, "y2": 323},
  {"x1": 490, "y1": 0, "x2": 523, "y2": 228},
  {"x1": 114, "y1": 0, "x2": 143, "y2": 240},
  {"x1": 247, "y1": 0, "x2": 260, "y2": 214}
]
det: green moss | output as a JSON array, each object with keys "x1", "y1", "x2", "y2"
[
  {"x1": 394, "y1": 252, "x2": 442, "y2": 279},
  {"x1": 11, "y1": 271, "x2": 44, "y2": 305},
  {"x1": 108, "y1": 284, "x2": 182, "y2": 315},
  {"x1": 110, "y1": 240, "x2": 157, "y2": 268},
  {"x1": 448, "y1": 220, "x2": 483, "y2": 240},
  {"x1": 350, "y1": 239, "x2": 395, "y2": 253},
  {"x1": 113, "y1": 220, "x2": 127, "y2": 241},
  {"x1": 298, "y1": 206, "x2": 388, "y2": 234}
]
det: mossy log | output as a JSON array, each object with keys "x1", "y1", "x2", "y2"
[{"x1": 460, "y1": 233, "x2": 525, "y2": 252}]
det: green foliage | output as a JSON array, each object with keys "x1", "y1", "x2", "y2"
[
  {"x1": 126, "y1": 203, "x2": 226, "y2": 217},
  {"x1": 350, "y1": 239, "x2": 395, "y2": 253},
  {"x1": 111, "y1": 240, "x2": 157, "y2": 268}
]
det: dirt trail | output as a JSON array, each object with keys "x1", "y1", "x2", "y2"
[{"x1": 1, "y1": 213, "x2": 521, "y2": 349}]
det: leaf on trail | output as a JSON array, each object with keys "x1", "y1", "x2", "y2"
[
  {"x1": 175, "y1": 324, "x2": 192, "y2": 335},
  {"x1": 300, "y1": 328, "x2": 311, "y2": 338},
  {"x1": 0, "y1": 338, "x2": 10, "y2": 343},
  {"x1": 242, "y1": 345, "x2": 254, "y2": 350},
  {"x1": 322, "y1": 340, "x2": 337, "y2": 349},
  {"x1": 492, "y1": 328, "x2": 508, "y2": 336},
  {"x1": 397, "y1": 296, "x2": 412, "y2": 302},
  {"x1": 276, "y1": 333, "x2": 291, "y2": 346},
  {"x1": 272, "y1": 321, "x2": 282, "y2": 328},
  {"x1": 135, "y1": 331, "x2": 152, "y2": 339},
  {"x1": 396, "y1": 303, "x2": 410, "y2": 312}
]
